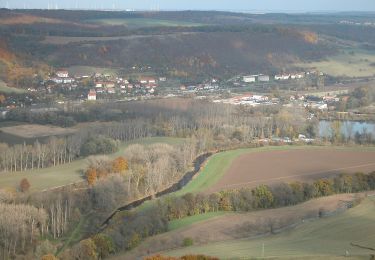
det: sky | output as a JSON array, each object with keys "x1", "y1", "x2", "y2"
[{"x1": 2, "y1": 0, "x2": 375, "y2": 12}]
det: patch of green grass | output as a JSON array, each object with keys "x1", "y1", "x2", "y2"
[
  {"x1": 67, "y1": 66, "x2": 119, "y2": 77},
  {"x1": 56, "y1": 213, "x2": 91, "y2": 255},
  {"x1": 0, "y1": 80, "x2": 26, "y2": 93},
  {"x1": 168, "y1": 212, "x2": 227, "y2": 231},
  {"x1": 0, "y1": 137, "x2": 186, "y2": 191},
  {"x1": 165, "y1": 197, "x2": 375, "y2": 259},
  {"x1": 89, "y1": 18, "x2": 203, "y2": 28}
]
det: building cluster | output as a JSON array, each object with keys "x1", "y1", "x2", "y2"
[
  {"x1": 240, "y1": 71, "x2": 321, "y2": 84},
  {"x1": 242, "y1": 74, "x2": 270, "y2": 83},
  {"x1": 42, "y1": 69, "x2": 167, "y2": 101},
  {"x1": 179, "y1": 79, "x2": 220, "y2": 93},
  {"x1": 213, "y1": 93, "x2": 278, "y2": 107}
]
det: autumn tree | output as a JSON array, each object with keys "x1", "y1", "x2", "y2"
[
  {"x1": 41, "y1": 254, "x2": 58, "y2": 260},
  {"x1": 86, "y1": 168, "x2": 97, "y2": 186},
  {"x1": 19, "y1": 178, "x2": 30, "y2": 192},
  {"x1": 0, "y1": 94, "x2": 5, "y2": 104},
  {"x1": 111, "y1": 156, "x2": 129, "y2": 174},
  {"x1": 252, "y1": 185, "x2": 274, "y2": 208}
]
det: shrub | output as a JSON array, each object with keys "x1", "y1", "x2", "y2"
[
  {"x1": 19, "y1": 178, "x2": 30, "y2": 192},
  {"x1": 182, "y1": 237, "x2": 194, "y2": 247}
]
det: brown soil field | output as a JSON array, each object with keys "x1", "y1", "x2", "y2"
[
  {"x1": 211, "y1": 149, "x2": 375, "y2": 192},
  {"x1": 117, "y1": 193, "x2": 369, "y2": 259},
  {"x1": 0, "y1": 124, "x2": 76, "y2": 138}
]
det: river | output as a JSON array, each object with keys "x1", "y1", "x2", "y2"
[{"x1": 319, "y1": 120, "x2": 375, "y2": 139}]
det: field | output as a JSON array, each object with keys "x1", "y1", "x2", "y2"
[
  {"x1": 0, "y1": 80, "x2": 26, "y2": 94},
  {"x1": 0, "y1": 137, "x2": 185, "y2": 191},
  {"x1": 178, "y1": 146, "x2": 375, "y2": 194},
  {"x1": 118, "y1": 193, "x2": 370, "y2": 259},
  {"x1": 67, "y1": 66, "x2": 119, "y2": 77},
  {"x1": 165, "y1": 195, "x2": 375, "y2": 259},
  {"x1": 168, "y1": 212, "x2": 227, "y2": 232},
  {"x1": 0, "y1": 124, "x2": 76, "y2": 145},
  {"x1": 297, "y1": 49, "x2": 375, "y2": 77},
  {"x1": 88, "y1": 18, "x2": 203, "y2": 28}
]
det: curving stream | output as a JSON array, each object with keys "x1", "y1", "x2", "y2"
[{"x1": 100, "y1": 152, "x2": 213, "y2": 229}]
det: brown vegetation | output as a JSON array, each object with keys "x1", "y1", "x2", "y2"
[{"x1": 211, "y1": 149, "x2": 375, "y2": 192}]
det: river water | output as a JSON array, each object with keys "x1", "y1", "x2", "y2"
[{"x1": 319, "y1": 120, "x2": 375, "y2": 138}]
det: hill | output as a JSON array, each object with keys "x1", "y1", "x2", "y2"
[{"x1": 163, "y1": 195, "x2": 375, "y2": 259}]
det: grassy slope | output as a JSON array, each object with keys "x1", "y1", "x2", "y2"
[
  {"x1": 165, "y1": 196, "x2": 375, "y2": 259},
  {"x1": 0, "y1": 80, "x2": 26, "y2": 94},
  {"x1": 168, "y1": 212, "x2": 227, "y2": 231},
  {"x1": 0, "y1": 137, "x2": 185, "y2": 191},
  {"x1": 297, "y1": 48, "x2": 375, "y2": 77}
]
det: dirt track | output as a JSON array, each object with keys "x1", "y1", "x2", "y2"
[{"x1": 211, "y1": 149, "x2": 375, "y2": 192}]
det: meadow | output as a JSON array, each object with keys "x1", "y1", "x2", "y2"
[
  {"x1": 0, "y1": 80, "x2": 26, "y2": 94},
  {"x1": 165, "y1": 196, "x2": 375, "y2": 259},
  {"x1": 0, "y1": 137, "x2": 185, "y2": 191},
  {"x1": 297, "y1": 48, "x2": 375, "y2": 77}
]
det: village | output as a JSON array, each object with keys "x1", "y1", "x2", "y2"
[{"x1": 0, "y1": 67, "x2": 352, "y2": 121}]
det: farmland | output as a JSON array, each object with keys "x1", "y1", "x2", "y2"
[
  {"x1": 0, "y1": 124, "x2": 77, "y2": 145},
  {"x1": 178, "y1": 146, "x2": 375, "y2": 194},
  {"x1": 165, "y1": 195, "x2": 375, "y2": 259},
  {"x1": 87, "y1": 18, "x2": 203, "y2": 28},
  {"x1": 297, "y1": 48, "x2": 375, "y2": 77},
  {"x1": 0, "y1": 137, "x2": 185, "y2": 191}
]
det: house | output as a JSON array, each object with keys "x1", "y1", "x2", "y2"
[
  {"x1": 51, "y1": 78, "x2": 63, "y2": 84},
  {"x1": 56, "y1": 70, "x2": 69, "y2": 78},
  {"x1": 107, "y1": 87, "x2": 116, "y2": 94},
  {"x1": 275, "y1": 75, "x2": 283, "y2": 80},
  {"x1": 159, "y1": 77, "x2": 167, "y2": 82},
  {"x1": 87, "y1": 90, "x2": 96, "y2": 101},
  {"x1": 62, "y1": 78, "x2": 74, "y2": 84},
  {"x1": 243, "y1": 75, "x2": 256, "y2": 83},
  {"x1": 258, "y1": 75, "x2": 270, "y2": 82}
]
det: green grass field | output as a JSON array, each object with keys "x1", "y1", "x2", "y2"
[
  {"x1": 0, "y1": 137, "x2": 185, "y2": 191},
  {"x1": 88, "y1": 18, "x2": 203, "y2": 28},
  {"x1": 168, "y1": 212, "x2": 227, "y2": 231},
  {"x1": 165, "y1": 196, "x2": 375, "y2": 259},
  {"x1": 67, "y1": 66, "x2": 119, "y2": 77}
]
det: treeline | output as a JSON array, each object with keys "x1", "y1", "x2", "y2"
[
  {"x1": 101, "y1": 172, "x2": 375, "y2": 256},
  {"x1": 160, "y1": 172, "x2": 375, "y2": 220},
  {"x1": 0, "y1": 134, "x2": 118, "y2": 173},
  {"x1": 6, "y1": 108, "x2": 76, "y2": 127}
]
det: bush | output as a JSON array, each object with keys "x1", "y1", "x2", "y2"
[
  {"x1": 182, "y1": 237, "x2": 194, "y2": 247},
  {"x1": 81, "y1": 136, "x2": 118, "y2": 156},
  {"x1": 19, "y1": 178, "x2": 30, "y2": 192}
]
